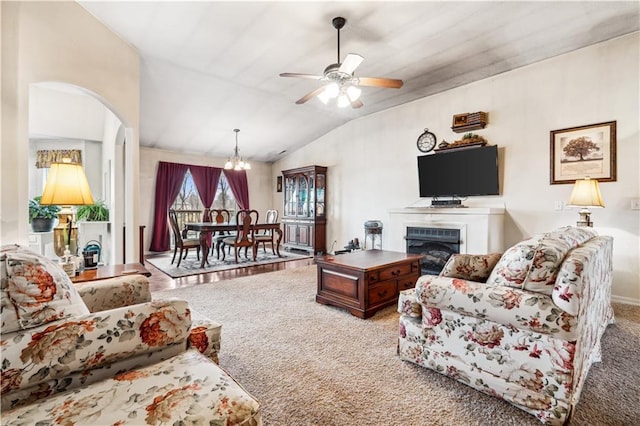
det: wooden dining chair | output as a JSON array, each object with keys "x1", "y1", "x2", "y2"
[
  {"x1": 168, "y1": 209, "x2": 200, "y2": 267},
  {"x1": 221, "y1": 209, "x2": 259, "y2": 263},
  {"x1": 254, "y1": 209, "x2": 279, "y2": 255},
  {"x1": 211, "y1": 209, "x2": 232, "y2": 260}
]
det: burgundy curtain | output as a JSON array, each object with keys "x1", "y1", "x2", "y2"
[
  {"x1": 223, "y1": 170, "x2": 250, "y2": 209},
  {"x1": 149, "y1": 162, "x2": 189, "y2": 252},
  {"x1": 190, "y1": 165, "x2": 222, "y2": 247},
  {"x1": 190, "y1": 165, "x2": 222, "y2": 221}
]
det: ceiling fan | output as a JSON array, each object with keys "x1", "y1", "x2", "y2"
[{"x1": 280, "y1": 17, "x2": 404, "y2": 109}]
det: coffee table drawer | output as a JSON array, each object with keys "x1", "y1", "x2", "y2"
[
  {"x1": 368, "y1": 280, "x2": 396, "y2": 305},
  {"x1": 379, "y1": 261, "x2": 419, "y2": 281},
  {"x1": 398, "y1": 275, "x2": 419, "y2": 291}
]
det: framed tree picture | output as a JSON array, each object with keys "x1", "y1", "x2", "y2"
[{"x1": 550, "y1": 121, "x2": 616, "y2": 184}]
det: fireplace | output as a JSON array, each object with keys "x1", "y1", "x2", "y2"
[{"x1": 405, "y1": 226, "x2": 461, "y2": 275}]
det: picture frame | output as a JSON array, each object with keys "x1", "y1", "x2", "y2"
[
  {"x1": 550, "y1": 121, "x2": 616, "y2": 184},
  {"x1": 452, "y1": 113, "x2": 468, "y2": 127},
  {"x1": 276, "y1": 176, "x2": 282, "y2": 192}
]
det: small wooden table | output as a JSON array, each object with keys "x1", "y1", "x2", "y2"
[
  {"x1": 71, "y1": 263, "x2": 151, "y2": 283},
  {"x1": 315, "y1": 250, "x2": 422, "y2": 319}
]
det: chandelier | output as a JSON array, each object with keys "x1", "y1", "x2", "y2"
[{"x1": 224, "y1": 128, "x2": 251, "y2": 170}]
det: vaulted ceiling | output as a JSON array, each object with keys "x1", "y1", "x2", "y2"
[{"x1": 78, "y1": 1, "x2": 639, "y2": 162}]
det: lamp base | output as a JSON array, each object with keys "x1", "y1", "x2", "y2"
[
  {"x1": 53, "y1": 206, "x2": 78, "y2": 256},
  {"x1": 576, "y1": 208, "x2": 593, "y2": 227}
]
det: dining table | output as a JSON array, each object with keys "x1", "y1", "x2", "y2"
[{"x1": 184, "y1": 222, "x2": 283, "y2": 268}]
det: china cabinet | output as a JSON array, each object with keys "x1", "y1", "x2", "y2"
[{"x1": 281, "y1": 165, "x2": 327, "y2": 254}]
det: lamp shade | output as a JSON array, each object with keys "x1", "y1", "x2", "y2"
[
  {"x1": 567, "y1": 177, "x2": 604, "y2": 208},
  {"x1": 40, "y1": 162, "x2": 94, "y2": 206}
]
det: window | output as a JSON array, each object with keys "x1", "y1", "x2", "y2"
[
  {"x1": 212, "y1": 173, "x2": 237, "y2": 217},
  {"x1": 171, "y1": 170, "x2": 237, "y2": 217}
]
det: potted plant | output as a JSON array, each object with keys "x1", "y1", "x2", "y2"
[
  {"x1": 76, "y1": 200, "x2": 109, "y2": 221},
  {"x1": 29, "y1": 196, "x2": 60, "y2": 232}
]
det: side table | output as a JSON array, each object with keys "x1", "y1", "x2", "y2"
[{"x1": 71, "y1": 263, "x2": 151, "y2": 283}]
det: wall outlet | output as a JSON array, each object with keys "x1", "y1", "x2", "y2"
[
  {"x1": 632, "y1": 199, "x2": 640, "y2": 210},
  {"x1": 554, "y1": 200, "x2": 564, "y2": 211}
]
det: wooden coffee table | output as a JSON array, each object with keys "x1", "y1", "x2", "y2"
[
  {"x1": 71, "y1": 263, "x2": 151, "y2": 283},
  {"x1": 315, "y1": 250, "x2": 422, "y2": 319}
]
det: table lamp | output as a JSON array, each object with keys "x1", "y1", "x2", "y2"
[
  {"x1": 567, "y1": 177, "x2": 605, "y2": 227},
  {"x1": 40, "y1": 159, "x2": 94, "y2": 257}
]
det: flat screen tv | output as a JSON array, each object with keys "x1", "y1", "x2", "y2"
[{"x1": 417, "y1": 145, "x2": 499, "y2": 198}]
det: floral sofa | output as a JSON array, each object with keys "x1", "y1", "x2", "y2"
[
  {"x1": 1, "y1": 244, "x2": 261, "y2": 425},
  {"x1": 397, "y1": 226, "x2": 613, "y2": 425}
]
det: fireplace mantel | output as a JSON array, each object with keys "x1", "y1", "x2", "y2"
[{"x1": 386, "y1": 204, "x2": 505, "y2": 255}]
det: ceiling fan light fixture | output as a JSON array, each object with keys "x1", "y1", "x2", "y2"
[
  {"x1": 337, "y1": 94, "x2": 350, "y2": 108},
  {"x1": 325, "y1": 82, "x2": 340, "y2": 98},
  {"x1": 318, "y1": 88, "x2": 331, "y2": 104},
  {"x1": 346, "y1": 85, "x2": 361, "y2": 101}
]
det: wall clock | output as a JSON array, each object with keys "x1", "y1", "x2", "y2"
[{"x1": 417, "y1": 128, "x2": 437, "y2": 153}]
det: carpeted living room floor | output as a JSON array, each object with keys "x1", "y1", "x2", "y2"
[{"x1": 153, "y1": 265, "x2": 640, "y2": 426}]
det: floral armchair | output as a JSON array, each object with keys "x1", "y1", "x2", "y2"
[
  {"x1": 1, "y1": 245, "x2": 261, "y2": 425},
  {"x1": 397, "y1": 226, "x2": 614, "y2": 425}
]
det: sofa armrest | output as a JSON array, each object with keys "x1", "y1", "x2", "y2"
[
  {"x1": 1, "y1": 299, "x2": 191, "y2": 401},
  {"x1": 74, "y1": 274, "x2": 152, "y2": 312},
  {"x1": 552, "y1": 236, "x2": 614, "y2": 317},
  {"x1": 415, "y1": 275, "x2": 577, "y2": 339},
  {"x1": 188, "y1": 318, "x2": 222, "y2": 364}
]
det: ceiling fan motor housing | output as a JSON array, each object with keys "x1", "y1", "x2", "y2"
[{"x1": 323, "y1": 63, "x2": 354, "y2": 85}]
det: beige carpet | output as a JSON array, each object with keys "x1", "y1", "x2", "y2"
[
  {"x1": 154, "y1": 265, "x2": 640, "y2": 425},
  {"x1": 146, "y1": 249, "x2": 311, "y2": 278}
]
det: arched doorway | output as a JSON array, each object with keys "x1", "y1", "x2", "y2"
[{"x1": 28, "y1": 82, "x2": 134, "y2": 264}]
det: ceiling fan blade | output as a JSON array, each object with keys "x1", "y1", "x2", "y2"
[
  {"x1": 357, "y1": 77, "x2": 404, "y2": 89},
  {"x1": 280, "y1": 73, "x2": 323, "y2": 80},
  {"x1": 350, "y1": 99, "x2": 363, "y2": 109},
  {"x1": 295, "y1": 86, "x2": 326, "y2": 105},
  {"x1": 339, "y1": 53, "x2": 364, "y2": 74}
]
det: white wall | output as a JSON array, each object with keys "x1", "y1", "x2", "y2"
[
  {"x1": 273, "y1": 33, "x2": 640, "y2": 304},
  {"x1": 139, "y1": 147, "x2": 273, "y2": 254},
  {"x1": 1, "y1": 1, "x2": 141, "y2": 261}
]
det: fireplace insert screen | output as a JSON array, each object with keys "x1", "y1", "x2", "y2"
[{"x1": 405, "y1": 227, "x2": 460, "y2": 275}]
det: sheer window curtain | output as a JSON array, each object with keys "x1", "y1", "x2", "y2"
[{"x1": 149, "y1": 162, "x2": 189, "y2": 252}]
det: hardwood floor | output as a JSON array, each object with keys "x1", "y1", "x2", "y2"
[{"x1": 144, "y1": 256, "x2": 315, "y2": 292}]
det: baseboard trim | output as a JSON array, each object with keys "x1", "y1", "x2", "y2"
[{"x1": 611, "y1": 295, "x2": 640, "y2": 306}]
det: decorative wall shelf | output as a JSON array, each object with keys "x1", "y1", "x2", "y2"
[
  {"x1": 434, "y1": 141, "x2": 487, "y2": 153},
  {"x1": 451, "y1": 111, "x2": 488, "y2": 133}
]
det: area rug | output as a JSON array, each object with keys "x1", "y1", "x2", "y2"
[
  {"x1": 146, "y1": 249, "x2": 312, "y2": 278},
  {"x1": 153, "y1": 266, "x2": 640, "y2": 425}
]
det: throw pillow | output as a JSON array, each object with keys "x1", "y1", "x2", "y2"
[
  {"x1": 1, "y1": 245, "x2": 22, "y2": 332},
  {"x1": 486, "y1": 226, "x2": 598, "y2": 294},
  {"x1": 439, "y1": 253, "x2": 502, "y2": 282},
  {"x1": 1, "y1": 245, "x2": 89, "y2": 333}
]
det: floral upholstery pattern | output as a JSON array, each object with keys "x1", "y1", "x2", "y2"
[
  {"x1": 1, "y1": 349, "x2": 262, "y2": 426},
  {"x1": 486, "y1": 226, "x2": 597, "y2": 294},
  {"x1": 75, "y1": 274, "x2": 151, "y2": 312},
  {"x1": 1, "y1": 299, "x2": 191, "y2": 409},
  {"x1": 414, "y1": 274, "x2": 577, "y2": 340},
  {"x1": 440, "y1": 253, "x2": 502, "y2": 282},
  {"x1": 189, "y1": 312, "x2": 222, "y2": 364},
  {"x1": 1, "y1": 245, "x2": 89, "y2": 333},
  {"x1": 398, "y1": 229, "x2": 614, "y2": 425},
  {"x1": 1, "y1": 246, "x2": 258, "y2": 424}
]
